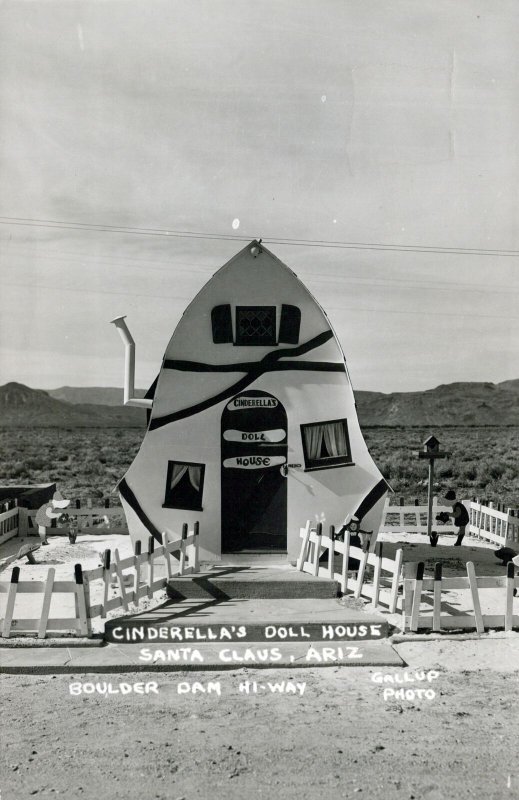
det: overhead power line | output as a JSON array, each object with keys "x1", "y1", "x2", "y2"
[
  {"x1": 1, "y1": 216, "x2": 518, "y2": 257},
  {"x1": 3, "y1": 280, "x2": 519, "y2": 321}
]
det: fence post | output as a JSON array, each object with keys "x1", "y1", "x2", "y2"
[
  {"x1": 297, "y1": 521, "x2": 311, "y2": 571},
  {"x1": 193, "y1": 522, "x2": 200, "y2": 572},
  {"x1": 2, "y1": 566, "x2": 20, "y2": 638},
  {"x1": 505, "y1": 562, "x2": 515, "y2": 632},
  {"x1": 389, "y1": 547, "x2": 403, "y2": 613},
  {"x1": 410, "y1": 562, "x2": 424, "y2": 633},
  {"x1": 17, "y1": 507, "x2": 28, "y2": 537},
  {"x1": 147, "y1": 537, "x2": 155, "y2": 598},
  {"x1": 38, "y1": 568, "x2": 56, "y2": 639},
  {"x1": 161, "y1": 532, "x2": 173, "y2": 580},
  {"x1": 371, "y1": 542, "x2": 383, "y2": 608},
  {"x1": 134, "y1": 541, "x2": 142, "y2": 604},
  {"x1": 340, "y1": 530, "x2": 351, "y2": 595},
  {"x1": 74, "y1": 564, "x2": 89, "y2": 637},
  {"x1": 466, "y1": 562, "x2": 484, "y2": 634},
  {"x1": 179, "y1": 524, "x2": 188, "y2": 575},
  {"x1": 101, "y1": 549, "x2": 111, "y2": 618},
  {"x1": 113, "y1": 548, "x2": 130, "y2": 611},
  {"x1": 328, "y1": 526, "x2": 335, "y2": 580},
  {"x1": 313, "y1": 523, "x2": 322, "y2": 577},
  {"x1": 432, "y1": 562, "x2": 442, "y2": 632},
  {"x1": 354, "y1": 546, "x2": 369, "y2": 600}
]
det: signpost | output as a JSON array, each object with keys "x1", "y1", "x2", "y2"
[{"x1": 413, "y1": 435, "x2": 451, "y2": 545}]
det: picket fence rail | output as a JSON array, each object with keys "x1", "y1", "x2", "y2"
[
  {"x1": 297, "y1": 522, "x2": 403, "y2": 612},
  {"x1": 469, "y1": 501, "x2": 519, "y2": 546},
  {"x1": 0, "y1": 525, "x2": 200, "y2": 639},
  {"x1": 403, "y1": 560, "x2": 519, "y2": 633},
  {"x1": 380, "y1": 496, "x2": 456, "y2": 534}
]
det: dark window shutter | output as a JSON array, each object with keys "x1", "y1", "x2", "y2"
[
  {"x1": 279, "y1": 304, "x2": 301, "y2": 344},
  {"x1": 211, "y1": 305, "x2": 233, "y2": 343}
]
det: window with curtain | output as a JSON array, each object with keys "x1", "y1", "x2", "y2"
[
  {"x1": 163, "y1": 461, "x2": 205, "y2": 510},
  {"x1": 300, "y1": 419, "x2": 353, "y2": 470}
]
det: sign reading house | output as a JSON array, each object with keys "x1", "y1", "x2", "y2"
[
  {"x1": 227, "y1": 396, "x2": 278, "y2": 410},
  {"x1": 223, "y1": 455, "x2": 286, "y2": 469},
  {"x1": 223, "y1": 429, "x2": 286, "y2": 443}
]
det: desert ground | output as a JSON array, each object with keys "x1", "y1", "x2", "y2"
[{"x1": 2, "y1": 646, "x2": 518, "y2": 800}]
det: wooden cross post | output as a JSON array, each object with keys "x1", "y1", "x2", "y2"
[{"x1": 413, "y1": 435, "x2": 451, "y2": 541}]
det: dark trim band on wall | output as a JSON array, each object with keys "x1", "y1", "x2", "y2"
[
  {"x1": 150, "y1": 330, "x2": 343, "y2": 431},
  {"x1": 119, "y1": 478, "x2": 163, "y2": 544},
  {"x1": 163, "y1": 359, "x2": 344, "y2": 374},
  {"x1": 354, "y1": 479, "x2": 389, "y2": 521}
]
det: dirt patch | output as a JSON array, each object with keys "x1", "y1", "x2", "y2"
[{"x1": 2, "y1": 657, "x2": 517, "y2": 800}]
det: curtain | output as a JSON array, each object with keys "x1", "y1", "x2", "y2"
[
  {"x1": 323, "y1": 422, "x2": 348, "y2": 457},
  {"x1": 169, "y1": 464, "x2": 201, "y2": 492},
  {"x1": 304, "y1": 425, "x2": 325, "y2": 460},
  {"x1": 188, "y1": 466, "x2": 201, "y2": 491},
  {"x1": 169, "y1": 464, "x2": 188, "y2": 490},
  {"x1": 304, "y1": 421, "x2": 348, "y2": 460}
]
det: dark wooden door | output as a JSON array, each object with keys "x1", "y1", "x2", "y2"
[{"x1": 221, "y1": 391, "x2": 287, "y2": 552}]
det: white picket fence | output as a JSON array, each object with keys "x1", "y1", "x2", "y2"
[
  {"x1": 469, "y1": 501, "x2": 519, "y2": 546},
  {"x1": 380, "y1": 496, "x2": 456, "y2": 534},
  {"x1": 0, "y1": 526, "x2": 200, "y2": 639},
  {"x1": 0, "y1": 500, "x2": 129, "y2": 544},
  {"x1": 297, "y1": 522, "x2": 403, "y2": 612},
  {"x1": 380, "y1": 497, "x2": 519, "y2": 547},
  {"x1": 403, "y1": 560, "x2": 519, "y2": 633}
]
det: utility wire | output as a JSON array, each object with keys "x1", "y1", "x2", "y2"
[
  {"x1": 1, "y1": 215, "x2": 518, "y2": 257},
  {"x1": 3, "y1": 281, "x2": 519, "y2": 320}
]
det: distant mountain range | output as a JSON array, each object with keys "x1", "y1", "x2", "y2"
[
  {"x1": 0, "y1": 383, "x2": 146, "y2": 427},
  {"x1": 0, "y1": 380, "x2": 517, "y2": 427}
]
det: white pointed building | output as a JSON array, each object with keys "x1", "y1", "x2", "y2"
[{"x1": 115, "y1": 241, "x2": 388, "y2": 561}]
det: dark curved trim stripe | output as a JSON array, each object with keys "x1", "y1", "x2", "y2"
[
  {"x1": 163, "y1": 359, "x2": 344, "y2": 374},
  {"x1": 150, "y1": 330, "x2": 343, "y2": 431},
  {"x1": 119, "y1": 478, "x2": 163, "y2": 543},
  {"x1": 354, "y1": 479, "x2": 389, "y2": 522},
  {"x1": 163, "y1": 329, "x2": 334, "y2": 373}
]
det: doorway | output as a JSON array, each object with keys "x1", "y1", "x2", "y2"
[{"x1": 221, "y1": 390, "x2": 287, "y2": 552}]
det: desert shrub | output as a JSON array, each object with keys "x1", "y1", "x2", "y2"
[
  {"x1": 488, "y1": 463, "x2": 505, "y2": 480},
  {"x1": 25, "y1": 457, "x2": 47, "y2": 470},
  {"x1": 462, "y1": 465, "x2": 477, "y2": 481},
  {"x1": 438, "y1": 466, "x2": 453, "y2": 479}
]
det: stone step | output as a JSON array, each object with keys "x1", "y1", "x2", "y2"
[{"x1": 166, "y1": 565, "x2": 339, "y2": 600}]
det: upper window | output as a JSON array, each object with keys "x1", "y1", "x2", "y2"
[
  {"x1": 235, "y1": 306, "x2": 276, "y2": 346},
  {"x1": 163, "y1": 461, "x2": 205, "y2": 511},
  {"x1": 300, "y1": 419, "x2": 353, "y2": 470}
]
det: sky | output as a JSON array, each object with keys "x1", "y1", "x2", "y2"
[{"x1": 0, "y1": 0, "x2": 518, "y2": 394}]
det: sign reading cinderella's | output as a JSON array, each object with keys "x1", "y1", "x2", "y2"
[
  {"x1": 223, "y1": 456, "x2": 286, "y2": 469},
  {"x1": 227, "y1": 396, "x2": 278, "y2": 410},
  {"x1": 223, "y1": 429, "x2": 286, "y2": 443}
]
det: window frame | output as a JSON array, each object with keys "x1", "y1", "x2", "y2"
[
  {"x1": 162, "y1": 460, "x2": 206, "y2": 511},
  {"x1": 300, "y1": 418, "x2": 355, "y2": 472}
]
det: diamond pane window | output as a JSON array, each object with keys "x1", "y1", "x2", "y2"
[{"x1": 235, "y1": 306, "x2": 276, "y2": 346}]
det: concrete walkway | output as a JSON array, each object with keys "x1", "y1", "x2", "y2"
[{"x1": 0, "y1": 639, "x2": 404, "y2": 673}]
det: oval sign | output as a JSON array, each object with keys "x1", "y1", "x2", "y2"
[
  {"x1": 227, "y1": 396, "x2": 278, "y2": 411},
  {"x1": 223, "y1": 455, "x2": 286, "y2": 469},
  {"x1": 223, "y1": 429, "x2": 286, "y2": 443}
]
